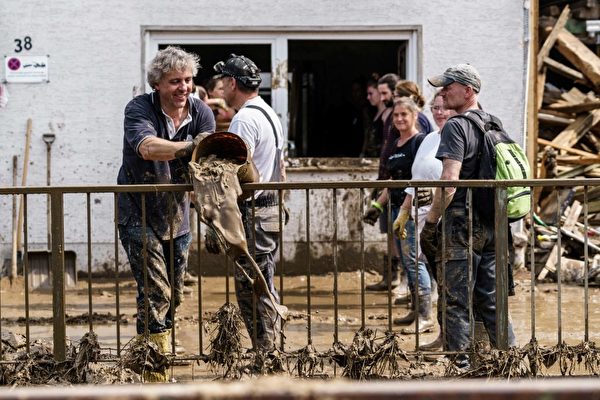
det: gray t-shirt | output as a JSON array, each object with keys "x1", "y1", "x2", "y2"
[{"x1": 435, "y1": 111, "x2": 484, "y2": 209}]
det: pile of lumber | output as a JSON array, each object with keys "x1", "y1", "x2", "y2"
[{"x1": 530, "y1": 3, "x2": 600, "y2": 282}]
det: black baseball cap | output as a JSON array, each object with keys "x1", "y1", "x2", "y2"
[{"x1": 214, "y1": 54, "x2": 262, "y2": 89}]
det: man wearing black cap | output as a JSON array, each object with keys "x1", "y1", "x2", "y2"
[
  {"x1": 213, "y1": 54, "x2": 286, "y2": 352},
  {"x1": 421, "y1": 64, "x2": 515, "y2": 368}
]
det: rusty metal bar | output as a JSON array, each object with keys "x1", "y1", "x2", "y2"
[
  {"x1": 113, "y1": 193, "x2": 121, "y2": 356},
  {"x1": 413, "y1": 185, "x2": 420, "y2": 349},
  {"x1": 278, "y1": 189, "x2": 285, "y2": 351},
  {"x1": 359, "y1": 189, "x2": 366, "y2": 330},
  {"x1": 23, "y1": 194, "x2": 30, "y2": 354},
  {"x1": 386, "y1": 198, "x2": 393, "y2": 333},
  {"x1": 251, "y1": 195, "x2": 257, "y2": 349},
  {"x1": 440, "y1": 186, "x2": 447, "y2": 350},
  {"x1": 142, "y1": 194, "x2": 149, "y2": 337},
  {"x1": 50, "y1": 190, "x2": 66, "y2": 361},
  {"x1": 583, "y1": 186, "x2": 589, "y2": 342},
  {"x1": 530, "y1": 186, "x2": 536, "y2": 342},
  {"x1": 168, "y1": 194, "x2": 175, "y2": 359},
  {"x1": 494, "y1": 187, "x2": 509, "y2": 350},
  {"x1": 332, "y1": 188, "x2": 339, "y2": 345},
  {"x1": 197, "y1": 212, "x2": 204, "y2": 355},
  {"x1": 306, "y1": 189, "x2": 312, "y2": 345},
  {"x1": 467, "y1": 188, "x2": 474, "y2": 353},
  {"x1": 556, "y1": 190, "x2": 562, "y2": 345},
  {"x1": 86, "y1": 193, "x2": 93, "y2": 332}
]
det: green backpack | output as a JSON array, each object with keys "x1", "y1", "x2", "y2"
[{"x1": 457, "y1": 110, "x2": 531, "y2": 221}]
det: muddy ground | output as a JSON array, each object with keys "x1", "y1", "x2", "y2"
[{"x1": 0, "y1": 268, "x2": 598, "y2": 382}]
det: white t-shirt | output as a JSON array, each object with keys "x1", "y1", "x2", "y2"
[
  {"x1": 229, "y1": 96, "x2": 284, "y2": 188},
  {"x1": 405, "y1": 129, "x2": 442, "y2": 198}
]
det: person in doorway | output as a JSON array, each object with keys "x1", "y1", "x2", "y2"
[
  {"x1": 392, "y1": 90, "x2": 456, "y2": 340},
  {"x1": 117, "y1": 46, "x2": 215, "y2": 381},
  {"x1": 361, "y1": 73, "x2": 387, "y2": 158},
  {"x1": 212, "y1": 53, "x2": 287, "y2": 353},
  {"x1": 205, "y1": 75, "x2": 236, "y2": 131},
  {"x1": 421, "y1": 63, "x2": 515, "y2": 368},
  {"x1": 363, "y1": 73, "x2": 403, "y2": 292}
]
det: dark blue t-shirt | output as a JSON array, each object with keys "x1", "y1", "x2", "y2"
[{"x1": 117, "y1": 92, "x2": 215, "y2": 240}]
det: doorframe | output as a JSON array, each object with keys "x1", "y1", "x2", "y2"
[{"x1": 142, "y1": 25, "x2": 422, "y2": 146}]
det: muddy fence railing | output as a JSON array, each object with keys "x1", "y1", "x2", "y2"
[{"x1": 0, "y1": 178, "x2": 599, "y2": 380}]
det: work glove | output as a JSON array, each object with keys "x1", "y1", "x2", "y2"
[
  {"x1": 393, "y1": 208, "x2": 410, "y2": 240},
  {"x1": 362, "y1": 201, "x2": 383, "y2": 225},
  {"x1": 419, "y1": 220, "x2": 439, "y2": 268},
  {"x1": 205, "y1": 226, "x2": 224, "y2": 255},
  {"x1": 416, "y1": 187, "x2": 433, "y2": 208},
  {"x1": 174, "y1": 132, "x2": 211, "y2": 159}
]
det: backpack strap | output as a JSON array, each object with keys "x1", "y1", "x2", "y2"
[{"x1": 245, "y1": 104, "x2": 279, "y2": 148}]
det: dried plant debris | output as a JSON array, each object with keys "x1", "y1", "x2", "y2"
[
  {"x1": 1, "y1": 331, "x2": 137, "y2": 386},
  {"x1": 120, "y1": 335, "x2": 169, "y2": 377},
  {"x1": 6, "y1": 312, "x2": 128, "y2": 326},
  {"x1": 206, "y1": 302, "x2": 245, "y2": 378},
  {"x1": 291, "y1": 344, "x2": 324, "y2": 378},
  {"x1": 370, "y1": 331, "x2": 409, "y2": 379}
]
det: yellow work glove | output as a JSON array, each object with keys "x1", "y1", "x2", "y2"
[{"x1": 393, "y1": 208, "x2": 410, "y2": 240}]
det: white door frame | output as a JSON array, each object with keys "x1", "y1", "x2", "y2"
[{"x1": 142, "y1": 26, "x2": 422, "y2": 146}]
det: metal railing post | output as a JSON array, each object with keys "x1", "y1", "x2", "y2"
[
  {"x1": 50, "y1": 190, "x2": 66, "y2": 361},
  {"x1": 494, "y1": 186, "x2": 509, "y2": 350}
]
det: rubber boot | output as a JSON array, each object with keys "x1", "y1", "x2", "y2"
[
  {"x1": 366, "y1": 255, "x2": 400, "y2": 291},
  {"x1": 419, "y1": 332, "x2": 443, "y2": 351},
  {"x1": 401, "y1": 294, "x2": 435, "y2": 334},
  {"x1": 393, "y1": 292, "x2": 416, "y2": 325},
  {"x1": 141, "y1": 329, "x2": 171, "y2": 383}
]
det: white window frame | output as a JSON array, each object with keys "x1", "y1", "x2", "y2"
[{"x1": 142, "y1": 26, "x2": 422, "y2": 146}]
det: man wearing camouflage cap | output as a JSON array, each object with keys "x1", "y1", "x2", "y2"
[
  {"x1": 420, "y1": 64, "x2": 515, "y2": 368},
  {"x1": 213, "y1": 54, "x2": 286, "y2": 353}
]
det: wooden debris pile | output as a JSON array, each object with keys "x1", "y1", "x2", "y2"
[{"x1": 531, "y1": 2, "x2": 600, "y2": 283}]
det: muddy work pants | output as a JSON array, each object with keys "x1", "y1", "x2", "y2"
[
  {"x1": 236, "y1": 201, "x2": 283, "y2": 352},
  {"x1": 119, "y1": 224, "x2": 191, "y2": 334},
  {"x1": 441, "y1": 208, "x2": 515, "y2": 366}
]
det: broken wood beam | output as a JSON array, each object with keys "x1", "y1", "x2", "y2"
[
  {"x1": 538, "y1": 112, "x2": 574, "y2": 126},
  {"x1": 551, "y1": 109, "x2": 600, "y2": 148},
  {"x1": 555, "y1": 155, "x2": 600, "y2": 165},
  {"x1": 537, "y1": 5, "x2": 571, "y2": 72},
  {"x1": 543, "y1": 56, "x2": 585, "y2": 82},
  {"x1": 548, "y1": 100, "x2": 600, "y2": 114},
  {"x1": 538, "y1": 137, "x2": 599, "y2": 158},
  {"x1": 556, "y1": 28, "x2": 600, "y2": 88}
]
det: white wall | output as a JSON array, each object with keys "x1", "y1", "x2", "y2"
[{"x1": 0, "y1": 0, "x2": 527, "y2": 271}]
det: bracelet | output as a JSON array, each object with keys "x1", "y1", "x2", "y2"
[{"x1": 371, "y1": 200, "x2": 384, "y2": 213}]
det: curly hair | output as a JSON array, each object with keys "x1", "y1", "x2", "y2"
[{"x1": 147, "y1": 46, "x2": 200, "y2": 88}]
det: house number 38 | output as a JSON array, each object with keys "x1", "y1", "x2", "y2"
[{"x1": 14, "y1": 36, "x2": 32, "y2": 53}]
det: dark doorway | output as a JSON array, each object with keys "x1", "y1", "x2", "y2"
[{"x1": 288, "y1": 40, "x2": 406, "y2": 157}]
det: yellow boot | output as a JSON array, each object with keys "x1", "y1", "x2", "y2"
[{"x1": 141, "y1": 329, "x2": 171, "y2": 383}]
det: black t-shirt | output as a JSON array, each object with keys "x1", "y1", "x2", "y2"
[
  {"x1": 386, "y1": 133, "x2": 425, "y2": 206},
  {"x1": 435, "y1": 112, "x2": 484, "y2": 209}
]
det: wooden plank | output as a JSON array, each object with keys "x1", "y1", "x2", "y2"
[
  {"x1": 538, "y1": 137, "x2": 599, "y2": 157},
  {"x1": 537, "y1": 5, "x2": 571, "y2": 72},
  {"x1": 528, "y1": 0, "x2": 539, "y2": 179},
  {"x1": 551, "y1": 109, "x2": 600, "y2": 148},
  {"x1": 544, "y1": 56, "x2": 585, "y2": 81},
  {"x1": 538, "y1": 111, "x2": 574, "y2": 126},
  {"x1": 556, "y1": 28, "x2": 600, "y2": 88},
  {"x1": 537, "y1": 68, "x2": 546, "y2": 110},
  {"x1": 539, "y1": 200, "x2": 582, "y2": 279},
  {"x1": 555, "y1": 155, "x2": 600, "y2": 165},
  {"x1": 548, "y1": 100, "x2": 600, "y2": 114}
]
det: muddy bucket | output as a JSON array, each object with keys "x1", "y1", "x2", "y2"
[{"x1": 191, "y1": 132, "x2": 258, "y2": 199}]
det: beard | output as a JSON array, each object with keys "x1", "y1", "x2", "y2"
[{"x1": 383, "y1": 99, "x2": 394, "y2": 108}]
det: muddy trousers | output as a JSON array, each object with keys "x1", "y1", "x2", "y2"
[
  {"x1": 236, "y1": 203, "x2": 283, "y2": 352},
  {"x1": 119, "y1": 225, "x2": 191, "y2": 334},
  {"x1": 441, "y1": 208, "x2": 515, "y2": 367}
]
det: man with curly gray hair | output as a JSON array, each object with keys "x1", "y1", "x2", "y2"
[{"x1": 117, "y1": 46, "x2": 215, "y2": 381}]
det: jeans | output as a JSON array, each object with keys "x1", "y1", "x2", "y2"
[
  {"x1": 119, "y1": 224, "x2": 191, "y2": 334},
  {"x1": 440, "y1": 208, "x2": 516, "y2": 363},
  {"x1": 392, "y1": 206, "x2": 431, "y2": 295},
  {"x1": 235, "y1": 204, "x2": 283, "y2": 351}
]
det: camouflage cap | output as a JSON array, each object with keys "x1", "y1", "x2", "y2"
[{"x1": 428, "y1": 64, "x2": 481, "y2": 93}]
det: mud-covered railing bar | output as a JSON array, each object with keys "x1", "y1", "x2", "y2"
[
  {"x1": 556, "y1": 190, "x2": 563, "y2": 345},
  {"x1": 277, "y1": 189, "x2": 285, "y2": 352},
  {"x1": 168, "y1": 194, "x2": 176, "y2": 371},
  {"x1": 440, "y1": 186, "x2": 448, "y2": 351},
  {"x1": 113, "y1": 193, "x2": 122, "y2": 356},
  {"x1": 225, "y1": 255, "x2": 230, "y2": 304},
  {"x1": 413, "y1": 185, "x2": 421, "y2": 350},
  {"x1": 250, "y1": 195, "x2": 258, "y2": 350},
  {"x1": 50, "y1": 190, "x2": 66, "y2": 361},
  {"x1": 141, "y1": 194, "x2": 150, "y2": 337},
  {"x1": 467, "y1": 188, "x2": 475, "y2": 354},
  {"x1": 495, "y1": 186, "x2": 509, "y2": 350},
  {"x1": 23, "y1": 194, "x2": 30, "y2": 354},
  {"x1": 306, "y1": 189, "x2": 312, "y2": 346},
  {"x1": 583, "y1": 186, "x2": 589, "y2": 342},
  {"x1": 332, "y1": 188, "x2": 339, "y2": 346},
  {"x1": 530, "y1": 185, "x2": 536, "y2": 342},
  {"x1": 386, "y1": 198, "x2": 393, "y2": 333},
  {"x1": 86, "y1": 193, "x2": 93, "y2": 332},
  {"x1": 196, "y1": 212, "x2": 204, "y2": 356},
  {"x1": 359, "y1": 189, "x2": 366, "y2": 330}
]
